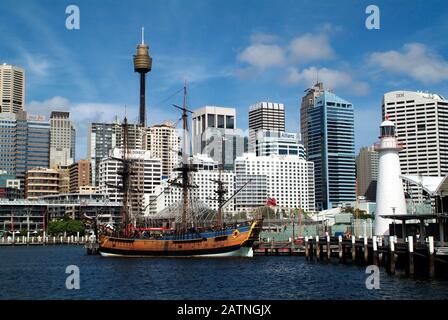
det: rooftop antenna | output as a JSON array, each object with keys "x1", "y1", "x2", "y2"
[{"x1": 141, "y1": 27, "x2": 145, "y2": 45}]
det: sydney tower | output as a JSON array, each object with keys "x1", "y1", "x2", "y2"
[{"x1": 133, "y1": 28, "x2": 152, "y2": 127}]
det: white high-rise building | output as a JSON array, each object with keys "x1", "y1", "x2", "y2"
[
  {"x1": 382, "y1": 90, "x2": 448, "y2": 176},
  {"x1": 49, "y1": 111, "x2": 76, "y2": 167},
  {"x1": 256, "y1": 130, "x2": 305, "y2": 158},
  {"x1": 144, "y1": 122, "x2": 180, "y2": 177},
  {"x1": 155, "y1": 154, "x2": 235, "y2": 213},
  {"x1": 234, "y1": 153, "x2": 315, "y2": 212},
  {"x1": 374, "y1": 118, "x2": 407, "y2": 236},
  {"x1": 191, "y1": 106, "x2": 243, "y2": 169},
  {"x1": 98, "y1": 148, "x2": 162, "y2": 215},
  {"x1": 248, "y1": 102, "x2": 285, "y2": 152},
  {"x1": 0, "y1": 64, "x2": 25, "y2": 114}
]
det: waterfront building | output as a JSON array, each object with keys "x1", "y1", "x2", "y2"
[
  {"x1": 155, "y1": 154, "x2": 235, "y2": 214},
  {"x1": 98, "y1": 148, "x2": 162, "y2": 215},
  {"x1": 374, "y1": 118, "x2": 407, "y2": 236},
  {"x1": 255, "y1": 130, "x2": 305, "y2": 158},
  {"x1": 300, "y1": 82, "x2": 325, "y2": 150},
  {"x1": 39, "y1": 193, "x2": 122, "y2": 223},
  {"x1": 303, "y1": 88, "x2": 356, "y2": 210},
  {"x1": 25, "y1": 168, "x2": 59, "y2": 200},
  {"x1": 144, "y1": 122, "x2": 180, "y2": 177},
  {"x1": 69, "y1": 159, "x2": 91, "y2": 193},
  {"x1": 0, "y1": 63, "x2": 25, "y2": 113},
  {"x1": 78, "y1": 185, "x2": 99, "y2": 194},
  {"x1": 248, "y1": 102, "x2": 285, "y2": 152},
  {"x1": 0, "y1": 111, "x2": 50, "y2": 185},
  {"x1": 0, "y1": 194, "x2": 122, "y2": 232},
  {"x1": 234, "y1": 153, "x2": 315, "y2": 212},
  {"x1": 382, "y1": 90, "x2": 448, "y2": 176},
  {"x1": 356, "y1": 146, "x2": 379, "y2": 201},
  {"x1": 49, "y1": 111, "x2": 76, "y2": 167},
  {"x1": 53, "y1": 165, "x2": 70, "y2": 194},
  {"x1": 191, "y1": 106, "x2": 243, "y2": 169},
  {"x1": 0, "y1": 171, "x2": 22, "y2": 199}
]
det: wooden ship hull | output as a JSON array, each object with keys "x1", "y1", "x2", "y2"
[{"x1": 98, "y1": 219, "x2": 263, "y2": 258}]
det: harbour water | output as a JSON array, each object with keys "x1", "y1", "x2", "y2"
[{"x1": 0, "y1": 246, "x2": 447, "y2": 300}]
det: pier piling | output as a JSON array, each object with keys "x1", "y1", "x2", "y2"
[
  {"x1": 351, "y1": 236, "x2": 356, "y2": 262},
  {"x1": 429, "y1": 236, "x2": 435, "y2": 278},
  {"x1": 389, "y1": 236, "x2": 396, "y2": 275},
  {"x1": 408, "y1": 236, "x2": 414, "y2": 276}
]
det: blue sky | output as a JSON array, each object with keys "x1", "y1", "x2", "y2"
[{"x1": 1, "y1": 0, "x2": 448, "y2": 160}]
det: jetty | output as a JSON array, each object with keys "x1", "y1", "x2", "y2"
[{"x1": 255, "y1": 235, "x2": 448, "y2": 278}]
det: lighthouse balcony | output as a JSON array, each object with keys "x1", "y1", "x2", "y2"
[{"x1": 374, "y1": 140, "x2": 404, "y2": 151}]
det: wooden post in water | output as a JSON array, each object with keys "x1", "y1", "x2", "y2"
[
  {"x1": 351, "y1": 235, "x2": 356, "y2": 263},
  {"x1": 326, "y1": 235, "x2": 331, "y2": 261},
  {"x1": 316, "y1": 236, "x2": 320, "y2": 261},
  {"x1": 372, "y1": 236, "x2": 378, "y2": 266},
  {"x1": 305, "y1": 236, "x2": 309, "y2": 260},
  {"x1": 364, "y1": 236, "x2": 369, "y2": 265},
  {"x1": 429, "y1": 236, "x2": 435, "y2": 278},
  {"x1": 378, "y1": 237, "x2": 383, "y2": 266},
  {"x1": 408, "y1": 235, "x2": 414, "y2": 276},
  {"x1": 389, "y1": 236, "x2": 396, "y2": 275},
  {"x1": 338, "y1": 235, "x2": 343, "y2": 263}
]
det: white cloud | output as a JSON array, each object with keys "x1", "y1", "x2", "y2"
[
  {"x1": 368, "y1": 43, "x2": 448, "y2": 84},
  {"x1": 285, "y1": 66, "x2": 369, "y2": 96},
  {"x1": 237, "y1": 44, "x2": 286, "y2": 70},
  {"x1": 250, "y1": 33, "x2": 279, "y2": 44},
  {"x1": 289, "y1": 33, "x2": 334, "y2": 64},
  {"x1": 21, "y1": 51, "x2": 50, "y2": 77}
]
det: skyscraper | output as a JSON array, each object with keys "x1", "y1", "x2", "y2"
[
  {"x1": 248, "y1": 102, "x2": 285, "y2": 152},
  {"x1": 98, "y1": 148, "x2": 161, "y2": 215},
  {"x1": 356, "y1": 146, "x2": 379, "y2": 201},
  {"x1": 382, "y1": 90, "x2": 448, "y2": 176},
  {"x1": 0, "y1": 64, "x2": 25, "y2": 113},
  {"x1": 255, "y1": 130, "x2": 306, "y2": 159},
  {"x1": 303, "y1": 88, "x2": 356, "y2": 210},
  {"x1": 0, "y1": 111, "x2": 50, "y2": 185},
  {"x1": 191, "y1": 106, "x2": 243, "y2": 169},
  {"x1": 49, "y1": 111, "x2": 76, "y2": 167},
  {"x1": 234, "y1": 153, "x2": 315, "y2": 212},
  {"x1": 69, "y1": 159, "x2": 91, "y2": 193},
  {"x1": 300, "y1": 82, "x2": 325, "y2": 149},
  {"x1": 144, "y1": 122, "x2": 180, "y2": 177},
  {"x1": 88, "y1": 122, "x2": 120, "y2": 186}
]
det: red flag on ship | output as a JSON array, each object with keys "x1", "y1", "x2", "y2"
[{"x1": 266, "y1": 198, "x2": 277, "y2": 207}]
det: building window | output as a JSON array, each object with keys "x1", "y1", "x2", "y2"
[
  {"x1": 226, "y1": 116, "x2": 234, "y2": 129},
  {"x1": 207, "y1": 114, "x2": 215, "y2": 128},
  {"x1": 217, "y1": 115, "x2": 225, "y2": 129}
]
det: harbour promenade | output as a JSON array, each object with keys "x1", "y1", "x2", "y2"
[{"x1": 0, "y1": 234, "x2": 90, "y2": 246}]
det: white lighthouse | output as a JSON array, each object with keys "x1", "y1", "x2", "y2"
[{"x1": 374, "y1": 116, "x2": 407, "y2": 236}]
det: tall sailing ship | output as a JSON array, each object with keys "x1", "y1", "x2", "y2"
[{"x1": 97, "y1": 86, "x2": 263, "y2": 257}]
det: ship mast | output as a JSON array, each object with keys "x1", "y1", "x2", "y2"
[
  {"x1": 121, "y1": 117, "x2": 131, "y2": 236},
  {"x1": 173, "y1": 84, "x2": 194, "y2": 233}
]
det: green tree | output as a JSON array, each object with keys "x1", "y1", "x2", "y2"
[{"x1": 47, "y1": 219, "x2": 85, "y2": 236}]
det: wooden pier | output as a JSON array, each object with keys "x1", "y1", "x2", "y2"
[{"x1": 255, "y1": 235, "x2": 448, "y2": 278}]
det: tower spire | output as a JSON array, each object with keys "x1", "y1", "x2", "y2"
[{"x1": 141, "y1": 27, "x2": 145, "y2": 45}]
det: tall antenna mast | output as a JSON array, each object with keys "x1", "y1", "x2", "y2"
[{"x1": 141, "y1": 27, "x2": 145, "y2": 45}]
